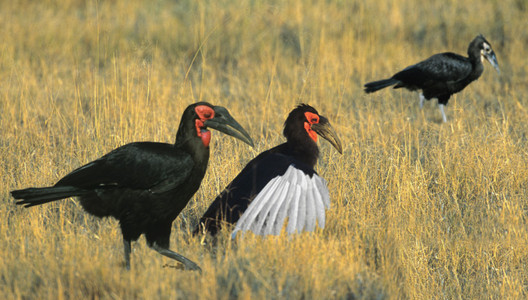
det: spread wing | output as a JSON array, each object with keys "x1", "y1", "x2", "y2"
[
  {"x1": 231, "y1": 165, "x2": 329, "y2": 237},
  {"x1": 196, "y1": 148, "x2": 330, "y2": 237},
  {"x1": 55, "y1": 142, "x2": 194, "y2": 193}
]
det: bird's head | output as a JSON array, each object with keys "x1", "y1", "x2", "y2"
[
  {"x1": 472, "y1": 34, "x2": 500, "y2": 74},
  {"x1": 283, "y1": 104, "x2": 343, "y2": 154},
  {"x1": 181, "y1": 102, "x2": 254, "y2": 148}
]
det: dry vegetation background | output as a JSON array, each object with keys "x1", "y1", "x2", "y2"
[{"x1": 1, "y1": 0, "x2": 528, "y2": 299}]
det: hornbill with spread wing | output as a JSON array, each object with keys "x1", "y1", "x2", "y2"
[
  {"x1": 364, "y1": 34, "x2": 500, "y2": 122},
  {"x1": 194, "y1": 104, "x2": 342, "y2": 238},
  {"x1": 11, "y1": 102, "x2": 253, "y2": 271}
]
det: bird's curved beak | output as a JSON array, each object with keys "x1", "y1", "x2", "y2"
[
  {"x1": 311, "y1": 116, "x2": 343, "y2": 154},
  {"x1": 204, "y1": 106, "x2": 254, "y2": 147},
  {"x1": 484, "y1": 51, "x2": 500, "y2": 75}
]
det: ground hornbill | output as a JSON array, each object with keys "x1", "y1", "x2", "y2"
[
  {"x1": 364, "y1": 34, "x2": 500, "y2": 122},
  {"x1": 11, "y1": 102, "x2": 253, "y2": 271},
  {"x1": 194, "y1": 104, "x2": 342, "y2": 238}
]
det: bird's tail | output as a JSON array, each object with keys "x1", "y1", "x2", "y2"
[
  {"x1": 11, "y1": 186, "x2": 89, "y2": 208},
  {"x1": 364, "y1": 78, "x2": 399, "y2": 93}
]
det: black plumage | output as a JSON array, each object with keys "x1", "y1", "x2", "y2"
[
  {"x1": 194, "y1": 104, "x2": 342, "y2": 237},
  {"x1": 11, "y1": 102, "x2": 253, "y2": 271},
  {"x1": 364, "y1": 34, "x2": 500, "y2": 122}
]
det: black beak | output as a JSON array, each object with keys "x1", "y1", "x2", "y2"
[
  {"x1": 484, "y1": 51, "x2": 500, "y2": 75},
  {"x1": 204, "y1": 106, "x2": 254, "y2": 147},
  {"x1": 311, "y1": 116, "x2": 343, "y2": 154}
]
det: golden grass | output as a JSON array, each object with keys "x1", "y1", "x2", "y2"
[{"x1": 1, "y1": 0, "x2": 528, "y2": 298}]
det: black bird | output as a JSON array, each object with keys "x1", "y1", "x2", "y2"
[
  {"x1": 364, "y1": 34, "x2": 500, "y2": 122},
  {"x1": 11, "y1": 102, "x2": 253, "y2": 271},
  {"x1": 194, "y1": 104, "x2": 342, "y2": 238}
]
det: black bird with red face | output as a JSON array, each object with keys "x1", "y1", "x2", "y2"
[
  {"x1": 195, "y1": 104, "x2": 342, "y2": 237},
  {"x1": 11, "y1": 102, "x2": 253, "y2": 271}
]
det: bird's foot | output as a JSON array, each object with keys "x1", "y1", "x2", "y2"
[
  {"x1": 182, "y1": 260, "x2": 202, "y2": 272},
  {"x1": 163, "y1": 263, "x2": 185, "y2": 270},
  {"x1": 162, "y1": 261, "x2": 202, "y2": 272},
  {"x1": 151, "y1": 242, "x2": 202, "y2": 272}
]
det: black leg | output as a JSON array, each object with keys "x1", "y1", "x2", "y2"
[{"x1": 124, "y1": 239, "x2": 131, "y2": 270}]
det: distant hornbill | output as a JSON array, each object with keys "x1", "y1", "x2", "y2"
[
  {"x1": 364, "y1": 34, "x2": 500, "y2": 122},
  {"x1": 194, "y1": 104, "x2": 342, "y2": 238},
  {"x1": 11, "y1": 102, "x2": 253, "y2": 271}
]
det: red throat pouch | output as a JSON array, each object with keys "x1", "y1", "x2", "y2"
[
  {"x1": 201, "y1": 130, "x2": 211, "y2": 147},
  {"x1": 195, "y1": 119, "x2": 212, "y2": 147},
  {"x1": 304, "y1": 122, "x2": 318, "y2": 142}
]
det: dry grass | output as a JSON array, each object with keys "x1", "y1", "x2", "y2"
[{"x1": 1, "y1": 0, "x2": 528, "y2": 298}]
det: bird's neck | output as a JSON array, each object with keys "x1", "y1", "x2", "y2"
[
  {"x1": 174, "y1": 124, "x2": 210, "y2": 165},
  {"x1": 467, "y1": 44, "x2": 484, "y2": 66},
  {"x1": 467, "y1": 54, "x2": 484, "y2": 81},
  {"x1": 284, "y1": 139, "x2": 319, "y2": 167}
]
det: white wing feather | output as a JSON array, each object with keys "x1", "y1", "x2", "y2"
[
  {"x1": 305, "y1": 178, "x2": 317, "y2": 232},
  {"x1": 232, "y1": 165, "x2": 331, "y2": 237},
  {"x1": 263, "y1": 181, "x2": 291, "y2": 235},
  {"x1": 276, "y1": 181, "x2": 300, "y2": 235},
  {"x1": 295, "y1": 173, "x2": 308, "y2": 233},
  {"x1": 315, "y1": 176, "x2": 330, "y2": 208},
  {"x1": 252, "y1": 178, "x2": 289, "y2": 234},
  {"x1": 311, "y1": 179, "x2": 326, "y2": 228},
  {"x1": 233, "y1": 176, "x2": 282, "y2": 236}
]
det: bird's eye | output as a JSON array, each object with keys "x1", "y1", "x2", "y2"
[
  {"x1": 195, "y1": 105, "x2": 215, "y2": 120},
  {"x1": 482, "y1": 43, "x2": 492, "y2": 53},
  {"x1": 304, "y1": 111, "x2": 319, "y2": 124}
]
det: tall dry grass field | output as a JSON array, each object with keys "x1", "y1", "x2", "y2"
[{"x1": 1, "y1": 0, "x2": 528, "y2": 298}]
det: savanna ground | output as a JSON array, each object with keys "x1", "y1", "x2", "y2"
[{"x1": 1, "y1": 0, "x2": 528, "y2": 298}]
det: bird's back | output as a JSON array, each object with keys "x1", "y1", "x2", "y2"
[
  {"x1": 58, "y1": 142, "x2": 200, "y2": 219},
  {"x1": 393, "y1": 52, "x2": 473, "y2": 91}
]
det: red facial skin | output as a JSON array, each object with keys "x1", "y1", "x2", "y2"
[
  {"x1": 194, "y1": 105, "x2": 215, "y2": 147},
  {"x1": 303, "y1": 112, "x2": 319, "y2": 142}
]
